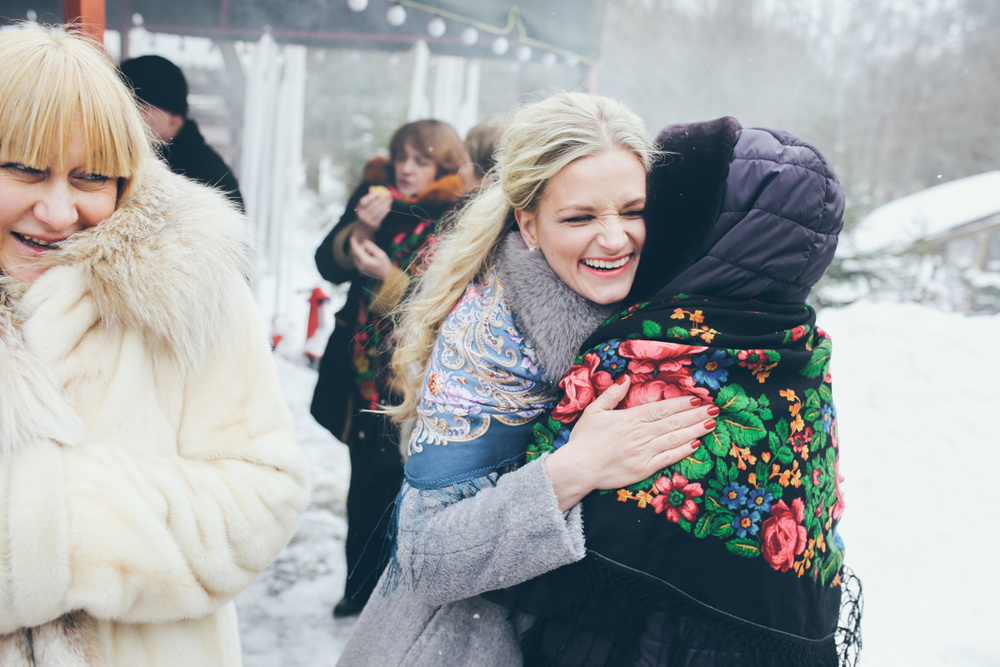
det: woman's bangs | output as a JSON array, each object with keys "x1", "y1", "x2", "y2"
[{"x1": 77, "y1": 84, "x2": 140, "y2": 180}]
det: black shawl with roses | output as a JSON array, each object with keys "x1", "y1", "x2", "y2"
[{"x1": 517, "y1": 294, "x2": 850, "y2": 666}]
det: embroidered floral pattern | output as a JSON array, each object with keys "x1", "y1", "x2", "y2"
[
  {"x1": 527, "y1": 301, "x2": 844, "y2": 586},
  {"x1": 651, "y1": 473, "x2": 703, "y2": 523},
  {"x1": 409, "y1": 268, "x2": 558, "y2": 456},
  {"x1": 551, "y1": 340, "x2": 712, "y2": 425}
]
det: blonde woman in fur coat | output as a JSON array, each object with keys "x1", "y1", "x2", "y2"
[{"x1": 0, "y1": 27, "x2": 309, "y2": 666}]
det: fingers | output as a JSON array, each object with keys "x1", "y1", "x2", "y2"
[
  {"x1": 584, "y1": 375, "x2": 630, "y2": 413},
  {"x1": 625, "y1": 415, "x2": 713, "y2": 481},
  {"x1": 358, "y1": 190, "x2": 391, "y2": 210},
  {"x1": 638, "y1": 394, "x2": 710, "y2": 423},
  {"x1": 356, "y1": 193, "x2": 391, "y2": 230},
  {"x1": 348, "y1": 235, "x2": 374, "y2": 271},
  {"x1": 624, "y1": 395, "x2": 717, "y2": 478},
  {"x1": 363, "y1": 238, "x2": 389, "y2": 261},
  {"x1": 564, "y1": 387, "x2": 723, "y2": 493},
  {"x1": 347, "y1": 234, "x2": 369, "y2": 265},
  {"x1": 350, "y1": 235, "x2": 380, "y2": 260},
  {"x1": 646, "y1": 414, "x2": 715, "y2": 455},
  {"x1": 649, "y1": 437, "x2": 704, "y2": 472},
  {"x1": 349, "y1": 234, "x2": 370, "y2": 255},
  {"x1": 349, "y1": 236, "x2": 392, "y2": 280},
  {"x1": 347, "y1": 234, "x2": 363, "y2": 255}
]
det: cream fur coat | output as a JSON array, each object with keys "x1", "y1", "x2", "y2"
[{"x1": 0, "y1": 161, "x2": 310, "y2": 666}]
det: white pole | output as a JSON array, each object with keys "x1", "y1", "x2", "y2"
[{"x1": 407, "y1": 39, "x2": 431, "y2": 121}]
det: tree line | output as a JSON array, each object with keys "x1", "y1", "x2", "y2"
[{"x1": 598, "y1": 0, "x2": 1000, "y2": 227}]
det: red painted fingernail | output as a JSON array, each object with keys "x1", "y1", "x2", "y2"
[
  {"x1": 704, "y1": 419, "x2": 716, "y2": 430},
  {"x1": 615, "y1": 375, "x2": 628, "y2": 385},
  {"x1": 690, "y1": 397, "x2": 702, "y2": 406},
  {"x1": 707, "y1": 405, "x2": 720, "y2": 416},
  {"x1": 690, "y1": 440, "x2": 701, "y2": 449}
]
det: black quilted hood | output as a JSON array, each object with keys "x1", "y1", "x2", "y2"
[{"x1": 630, "y1": 117, "x2": 844, "y2": 305}]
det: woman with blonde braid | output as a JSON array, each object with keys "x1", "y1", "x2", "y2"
[{"x1": 336, "y1": 92, "x2": 716, "y2": 666}]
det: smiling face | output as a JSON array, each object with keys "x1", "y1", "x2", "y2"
[
  {"x1": 0, "y1": 125, "x2": 118, "y2": 283},
  {"x1": 393, "y1": 138, "x2": 438, "y2": 197},
  {"x1": 515, "y1": 149, "x2": 647, "y2": 305}
]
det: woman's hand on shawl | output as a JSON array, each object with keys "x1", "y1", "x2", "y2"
[
  {"x1": 349, "y1": 234, "x2": 392, "y2": 280},
  {"x1": 353, "y1": 190, "x2": 393, "y2": 240},
  {"x1": 544, "y1": 376, "x2": 716, "y2": 512}
]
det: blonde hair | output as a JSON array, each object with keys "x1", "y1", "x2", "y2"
[
  {"x1": 0, "y1": 26, "x2": 153, "y2": 202},
  {"x1": 388, "y1": 92, "x2": 653, "y2": 422}
]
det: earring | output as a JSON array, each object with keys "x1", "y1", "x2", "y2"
[{"x1": 528, "y1": 245, "x2": 538, "y2": 252}]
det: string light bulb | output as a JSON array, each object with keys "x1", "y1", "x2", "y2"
[
  {"x1": 386, "y1": 4, "x2": 406, "y2": 26},
  {"x1": 427, "y1": 17, "x2": 446, "y2": 38},
  {"x1": 460, "y1": 26, "x2": 479, "y2": 45}
]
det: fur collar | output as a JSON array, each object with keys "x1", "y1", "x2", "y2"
[
  {"x1": 362, "y1": 155, "x2": 465, "y2": 206},
  {"x1": 0, "y1": 160, "x2": 250, "y2": 455},
  {"x1": 362, "y1": 155, "x2": 391, "y2": 184},
  {"x1": 407, "y1": 173, "x2": 465, "y2": 207},
  {"x1": 495, "y1": 233, "x2": 617, "y2": 383},
  {"x1": 15, "y1": 159, "x2": 250, "y2": 370},
  {"x1": 630, "y1": 116, "x2": 741, "y2": 302},
  {"x1": 0, "y1": 611, "x2": 100, "y2": 666}
]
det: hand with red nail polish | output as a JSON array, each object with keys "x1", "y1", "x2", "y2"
[{"x1": 545, "y1": 375, "x2": 719, "y2": 511}]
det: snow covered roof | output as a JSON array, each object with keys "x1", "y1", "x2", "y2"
[{"x1": 845, "y1": 170, "x2": 1000, "y2": 255}]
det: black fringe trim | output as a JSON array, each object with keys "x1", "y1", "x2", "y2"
[
  {"x1": 512, "y1": 559, "x2": 863, "y2": 667},
  {"x1": 836, "y1": 568, "x2": 863, "y2": 667}
]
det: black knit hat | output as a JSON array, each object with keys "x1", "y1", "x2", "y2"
[{"x1": 119, "y1": 55, "x2": 188, "y2": 117}]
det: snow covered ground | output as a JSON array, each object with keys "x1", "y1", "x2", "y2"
[
  {"x1": 819, "y1": 301, "x2": 999, "y2": 667},
  {"x1": 235, "y1": 299, "x2": 1000, "y2": 666},
  {"x1": 235, "y1": 359, "x2": 358, "y2": 667}
]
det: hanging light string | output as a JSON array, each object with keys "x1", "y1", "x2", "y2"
[{"x1": 388, "y1": 2, "x2": 598, "y2": 65}]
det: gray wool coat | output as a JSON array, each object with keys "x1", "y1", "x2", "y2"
[{"x1": 336, "y1": 234, "x2": 615, "y2": 666}]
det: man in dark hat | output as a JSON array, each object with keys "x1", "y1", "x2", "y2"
[{"x1": 119, "y1": 55, "x2": 245, "y2": 211}]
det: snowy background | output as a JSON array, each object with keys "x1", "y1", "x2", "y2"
[
  {"x1": 60, "y1": 11, "x2": 995, "y2": 664},
  {"x1": 215, "y1": 45, "x2": 999, "y2": 663},
  {"x1": 2, "y1": 6, "x2": 995, "y2": 664},
  {"x1": 233, "y1": 296, "x2": 1000, "y2": 666}
]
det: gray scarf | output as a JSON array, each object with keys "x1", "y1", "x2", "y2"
[{"x1": 495, "y1": 232, "x2": 618, "y2": 384}]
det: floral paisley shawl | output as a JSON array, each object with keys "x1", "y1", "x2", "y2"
[
  {"x1": 526, "y1": 295, "x2": 848, "y2": 655},
  {"x1": 404, "y1": 266, "x2": 559, "y2": 489},
  {"x1": 381, "y1": 266, "x2": 561, "y2": 593}
]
